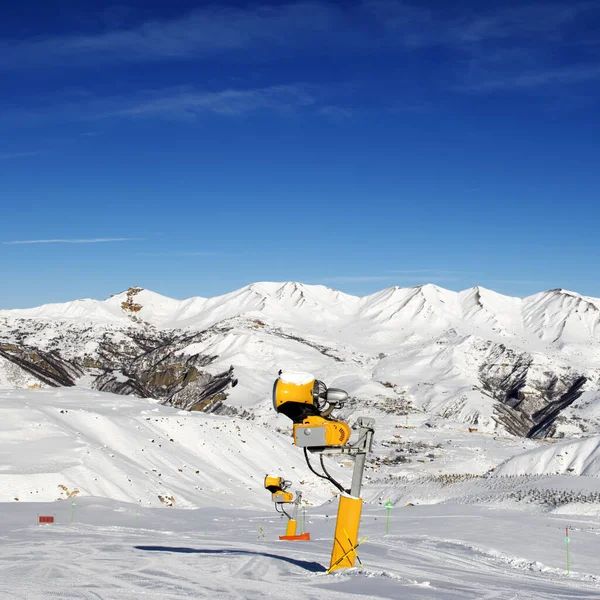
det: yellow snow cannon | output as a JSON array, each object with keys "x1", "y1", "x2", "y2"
[
  {"x1": 272, "y1": 371, "x2": 351, "y2": 448},
  {"x1": 264, "y1": 475, "x2": 309, "y2": 539},
  {"x1": 264, "y1": 475, "x2": 293, "y2": 503}
]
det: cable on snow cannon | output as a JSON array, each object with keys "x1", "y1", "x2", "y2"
[
  {"x1": 264, "y1": 475, "x2": 309, "y2": 540},
  {"x1": 272, "y1": 371, "x2": 375, "y2": 571}
]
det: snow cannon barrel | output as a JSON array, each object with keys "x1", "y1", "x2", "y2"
[
  {"x1": 272, "y1": 371, "x2": 351, "y2": 448},
  {"x1": 272, "y1": 371, "x2": 318, "y2": 422},
  {"x1": 264, "y1": 475, "x2": 290, "y2": 493},
  {"x1": 265, "y1": 476, "x2": 294, "y2": 503}
]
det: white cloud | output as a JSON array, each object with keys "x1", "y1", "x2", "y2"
[
  {"x1": 459, "y1": 64, "x2": 600, "y2": 92},
  {"x1": 135, "y1": 251, "x2": 216, "y2": 257},
  {"x1": 117, "y1": 85, "x2": 316, "y2": 120},
  {"x1": 318, "y1": 272, "x2": 459, "y2": 283},
  {"x1": 0, "y1": 84, "x2": 319, "y2": 126},
  {"x1": 0, "y1": 152, "x2": 38, "y2": 160},
  {"x1": 1, "y1": 2, "x2": 592, "y2": 70},
  {"x1": 1, "y1": 238, "x2": 141, "y2": 245},
  {"x1": 0, "y1": 3, "x2": 347, "y2": 69}
]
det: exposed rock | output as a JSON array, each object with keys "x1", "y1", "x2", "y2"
[
  {"x1": 0, "y1": 344, "x2": 83, "y2": 387},
  {"x1": 481, "y1": 345, "x2": 587, "y2": 438}
]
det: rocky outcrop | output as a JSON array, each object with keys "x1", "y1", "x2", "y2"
[
  {"x1": 481, "y1": 345, "x2": 587, "y2": 438},
  {"x1": 0, "y1": 323, "x2": 238, "y2": 414},
  {"x1": 0, "y1": 344, "x2": 83, "y2": 387}
]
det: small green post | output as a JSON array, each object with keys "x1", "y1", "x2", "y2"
[
  {"x1": 258, "y1": 525, "x2": 265, "y2": 541},
  {"x1": 565, "y1": 527, "x2": 571, "y2": 575},
  {"x1": 385, "y1": 500, "x2": 393, "y2": 535},
  {"x1": 71, "y1": 500, "x2": 76, "y2": 524}
]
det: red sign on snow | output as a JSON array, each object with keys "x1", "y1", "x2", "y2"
[{"x1": 38, "y1": 516, "x2": 55, "y2": 524}]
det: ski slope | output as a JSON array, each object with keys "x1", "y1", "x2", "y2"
[
  {"x1": 1, "y1": 498, "x2": 599, "y2": 599},
  {"x1": 1, "y1": 380, "x2": 600, "y2": 597}
]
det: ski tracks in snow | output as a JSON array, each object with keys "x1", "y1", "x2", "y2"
[{"x1": 1, "y1": 515, "x2": 600, "y2": 599}]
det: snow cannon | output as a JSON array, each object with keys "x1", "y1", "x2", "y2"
[
  {"x1": 264, "y1": 474, "x2": 309, "y2": 540},
  {"x1": 264, "y1": 476, "x2": 293, "y2": 504},
  {"x1": 271, "y1": 371, "x2": 375, "y2": 571},
  {"x1": 272, "y1": 371, "x2": 351, "y2": 448}
]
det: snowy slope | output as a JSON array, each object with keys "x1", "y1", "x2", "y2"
[
  {"x1": 0, "y1": 388, "x2": 345, "y2": 508},
  {"x1": 2, "y1": 499, "x2": 600, "y2": 599},
  {"x1": 497, "y1": 436, "x2": 600, "y2": 477}
]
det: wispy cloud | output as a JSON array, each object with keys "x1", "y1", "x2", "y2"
[
  {"x1": 1, "y1": 2, "x2": 594, "y2": 70},
  {"x1": 0, "y1": 84, "x2": 320, "y2": 126},
  {"x1": 476, "y1": 278, "x2": 551, "y2": 286},
  {"x1": 459, "y1": 64, "x2": 600, "y2": 92},
  {"x1": 318, "y1": 105, "x2": 353, "y2": 121},
  {"x1": 135, "y1": 251, "x2": 217, "y2": 257},
  {"x1": 0, "y1": 3, "x2": 351, "y2": 69},
  {"x1": 1, "y1": 238, "x2": 141, "y2": 245},
  {"x1": 386, "y1": 269, "x2": 462, "y2": 275},
  {"x1": 441, "y1": 2, "x2": 594, "y2": 45},
  {"x1": 318, "y1": 273, "x2": 460, "y2": 283},
  {"x1": 117, "y1": 85, "x2": 316, "y2": 120},
  {"x1": 0, "y1": 151, "x2": 38, "y2": 160}
]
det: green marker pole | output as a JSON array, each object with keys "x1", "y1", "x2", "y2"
[
  {"x1": 71, "y1": 500, "x2": 76, "y2": 524},
  {"x1": 565, "y1": 527, "x2": 571, "y2": 575},
  {"x1": 385, "y1": 500, "x2": 393, "y2": 535}
]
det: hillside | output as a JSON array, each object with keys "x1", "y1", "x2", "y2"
[{"x1": 1, "y1": 282, "x2": 599, "y2": 439}]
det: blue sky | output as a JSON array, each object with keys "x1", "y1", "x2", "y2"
[{"x1": 1, "y1": 0, "x2": 599, "y2": 308}]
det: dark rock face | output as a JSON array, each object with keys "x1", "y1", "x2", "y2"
[
  {"x1": 0, "y1": 323, "x2": 237, "y2": 413},
  {"x1": 0, "y1": 344, "x2": 83, "y2": 387},
  {"x1": 480, "y1": 344, "x2": 587, "y2": 438}
]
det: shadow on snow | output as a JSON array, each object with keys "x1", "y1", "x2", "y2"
[{"x1": 134, "y1": 546, "x2": 326, "y2": 573}]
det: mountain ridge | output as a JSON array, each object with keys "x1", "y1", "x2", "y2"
[{"x1": 1, "y1": 281, "x2": 600, "y2": 439}]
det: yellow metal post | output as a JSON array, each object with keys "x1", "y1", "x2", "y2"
[
  {"x1": 285, "y1": 519, "x2": 298, "y2": 536},
  {"x1": 329, "y1": 494, "x2": 363, "y2": 571}
]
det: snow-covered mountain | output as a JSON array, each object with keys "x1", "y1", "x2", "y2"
[
  {"x1": 1, "y1": 282, "x2": 599, "y2": 439},
  {"x1": 2, "y1": 282, "x2": 600, "y2": 532}
]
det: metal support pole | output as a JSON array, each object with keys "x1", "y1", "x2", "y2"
[
  {"x1": 350, "y1": 420, "x2": 374, "y2": 497},
  {"x1": 292, "y1": 491, "x2": 302, "y2": 522},
  {"x1": 350, "y1": 452, "x2": 366, "y2": 497}
]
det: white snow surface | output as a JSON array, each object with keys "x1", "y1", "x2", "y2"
[
  {"x1": 2, "y1": 283, "x2": 600, "y2": 596},
  {"x1": 1, "y1": 497, "x2": 600, "y2": 598},
  {"x1": 0, "y1": 388, "x2": 344, "y2": 508},
  {"x1": 280, "y1": 371, "x2": 315, "y2": 385},
  {"x1": 2, "y1": 385, "x2": 600, "y2": 597},
  {"x1": 497, "y1": 436, "x2": 600, "y2": 477}
]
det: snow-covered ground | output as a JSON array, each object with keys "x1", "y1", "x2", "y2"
[
  {"x1": 2, "y1": 281, "x2": 600, "y2": 597},
  {"x1": 1, "y1": 498, "x2": 600, "y2": 599},
  {"x1": 2, "y1": 387, "x2": 600, "y2": 597}
]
